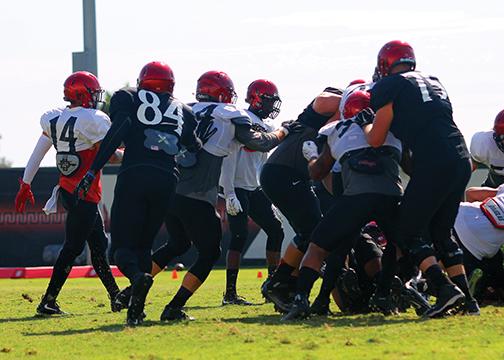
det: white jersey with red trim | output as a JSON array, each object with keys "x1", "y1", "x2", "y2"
[
  {"x1": 470, "y1": 130, "x2": 504, "y2": 176},
  {"x1": 455, "y1": 184, "x2": 504, "y2": 260}
]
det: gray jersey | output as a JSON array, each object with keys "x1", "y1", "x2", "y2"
[{"x1": 320, "y1": 119, "x2": 403, "y2": 196}]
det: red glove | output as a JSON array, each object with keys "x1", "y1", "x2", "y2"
[{"x1": 15, "y1": 179, "x2": 35, "y2": 213}]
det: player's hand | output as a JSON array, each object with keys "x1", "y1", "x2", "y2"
[
  {"x1": 302, "y1": 141, "x2": 319, "y2": 161},
  {"x1": 353, "y1": 108, "x2": 375, "y2": 127},
  {"x1": 225, "y1": 193, "x2": 243, "y2": 216},
  {"x1": 74, "y1": 171, "x2": 96, "y2": 200},
  {"x1": 15, "y1": 179, "x2": 35, "y2": 213},
  {"x1": 280, "y1": 120, "x2": 305, "y2": 136}
]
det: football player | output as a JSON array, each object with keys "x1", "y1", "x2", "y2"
[
  {"x1": 361, "y1": 40, "x2": 475, "y2": 317},
  {"x1": 15, "y1": 71, "x2": 121, "y2": 315},
  {"x1": 454, "y1": 185, "x2": 504, "y2": 307},
  {"x1": 281, "y1": 89, "x2": 404, "y2": 320},
  {"x1": 75, "y1": 61, "x2": 201, "y2": 326},
  {"x1": 470, "y1": 109, "x2": 504, "y2": 187},
  {"x1": 219, "y1": 79, "x2": 285, "y2": 305},
  {"x1": 149, "y1": 71, "x2": 301, "y2": 321},
  {"x1": 260, "y1": 86, "x2": 343, "y2": 309}
]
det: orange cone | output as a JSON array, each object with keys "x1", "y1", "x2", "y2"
[
  {"x1": 257, "y1": 271, "x2": 263, "y2": 279},
  {"x1": 171, "y1": 269, "x2": 178, "y2": 279}
]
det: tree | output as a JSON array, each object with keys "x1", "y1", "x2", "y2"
[{"x1": 0, "y1": 134, "x2": 12, "y2": 168}]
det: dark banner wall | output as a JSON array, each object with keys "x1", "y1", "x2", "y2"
[{"x1": 0, "y1": 166, "x2": 295, "y2": 268}]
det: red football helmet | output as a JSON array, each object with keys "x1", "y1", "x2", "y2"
[
  {"x1": 347, "y1": 79, "x2": 366, "y2": 87},
  {"x1": 137, "y1": 61, "x2": 175, "y2": 94},
  {"x1": 342, "y1": 90, "x2": 370, "y2": 119},
  {"x1": 196, "y1": 71, "x2": 237, "y2": 104},
  {"x1": 246, "y1": 79, "x2": 282, "y2": 119},
  {"x1": 377, "y1": 40, "x2": 416, "y2": 78},
  {"x1": 493, "y1": 109, "x2": 504, "y2": 152},
  {"x1": 63, "y1": 71, "x2": 104, "y2": 108}
]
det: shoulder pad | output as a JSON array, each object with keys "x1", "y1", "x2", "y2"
[
  {"x1": 318, "y1": 121, "x2": 337, "y2": 137},
  {"x1": 40, "y1": 108, "x2": 64, "y2": 130}
]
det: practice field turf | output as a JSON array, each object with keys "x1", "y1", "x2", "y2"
[{"x1": 1, "y1": 269, "x2": 503, "y2": 360}]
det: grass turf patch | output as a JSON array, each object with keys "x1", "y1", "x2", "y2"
[{"x1": 0, "y1": 269, "x2": 503, "y2": 359}]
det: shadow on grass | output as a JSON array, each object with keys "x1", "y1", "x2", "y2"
[
  {"x1": 0, "y1": 312, "x2": 103, "y2": 324},
  {"x1": 220, "y1": 313, "x2": 423, "y2": 328}
]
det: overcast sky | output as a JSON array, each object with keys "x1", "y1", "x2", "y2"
[{"x1": 1, "y1": 0, "x2": 503, "y2": 167}]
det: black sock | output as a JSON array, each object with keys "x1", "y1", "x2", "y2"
[
  {"x1": 226, "y1": 269, "x2": 239, "y2": 294},
  {"x1": 271, "y1": 263, "x2": 295, "y2": 283},
  {"x1": 451, "y1": 274, "x2": 473, "y2": 300},
  {"x1": 168, "y1": 286, "x2": 193, "y2": 308},
  {"x1": 425, "y1": 264, "x2": 450, "y2": 292},
  {"x1": 296, "y1": 267, "x2": 320, "y2": 297},
  {"x1": 268, "y1": 265, "x2": 277, "y2": 278}
]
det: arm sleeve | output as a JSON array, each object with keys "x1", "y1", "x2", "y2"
[
  {"x1": 220, "y1": 146, "x2": 239, "y2": 196},
  {"x1": 233, "y1": 122, "x2": 281, "y2": 152},
  {"x1": 22, "y1": 134, "x2": 53, "y2": 184},
  {"x1": 180, "y1": 104, "x2": 202, "y2": 152}
]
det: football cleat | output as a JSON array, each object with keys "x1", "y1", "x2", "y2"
[
  {"x1": 402, "y1": 280, "x2": 432, "y2": 316},
  {"x1": 462, "y1": 298, "x2": 481, "y2": 316},
  {"x1": 309, "y1": 295, "x2": 333, "y2": 316},
  {"x1": 36, "y1": 297, "x2": 67, "y2": 316},
  {"x1": 222, "y1": 292, "x2": 253, "y2": 306},
  {"x1": 261, "y1": 278, "x2": 293, "y2": 313},
  {"x1": 423, "y1": 283, "x2": 465, "y2": 318},
  {"x1": 368, "y1": 292, "x2": 399, "y2": 316},
  {"x1": 126, "y1": 273, "x2": 153, "y2": 326},
  {"x1": 111, "y1": 286, "x2": 131, "y2": 312},
  {"x1": 281, "y1": 294, "x2": 310, "y2": 321},
  {"x1": 160, "y1": 306, "x2": 195, "y2": 321}
]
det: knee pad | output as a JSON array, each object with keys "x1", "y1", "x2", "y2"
[
  {"x1": 440, "y1": 248, "x2": 464, "y2": 268},
  {"x1": 152, "y1": 240, "x2": 191, "y2": 269},
  {"x1": 228, "y1": 233, "x2": 248, "y2": 252},
  {"x1": 403, "y1": 236, "x2": 436, "y2": 267}
]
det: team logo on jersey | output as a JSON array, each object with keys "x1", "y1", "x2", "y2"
[
  {"x1": 56, "y1": 152, "x2": 81, "y2": 177},
  {"x1": 194, "y1": 104, "x2": 218, "y2": 144},
  {"x1": 143, "y1": 129, "x2": 179, "y2": 155}
]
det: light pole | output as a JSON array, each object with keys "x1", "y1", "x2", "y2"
[{"x1": 72, "y1": 0, "x2": 98, "y2": 76}]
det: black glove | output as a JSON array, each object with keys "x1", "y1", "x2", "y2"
[
  {"x1": 280, "y1": 120, "x2": 305, "y2": 135},
  {"x1": 74, "y1": 171, "x2": 96, "y2": 200},
  {"x1": 353, "y1": 108, "x2": 375, "y2": 128}
]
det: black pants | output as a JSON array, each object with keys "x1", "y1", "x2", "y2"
[
  {"x1": 397, "y1": 156, "x2": 471, "y2": 267},
  {"x1": 228, "y1": 187, "x2": 284, "y2": 253},
  {"x1": 111, "y1": 167, "x2": 176, "y2": 281},
  {"x1": 152, "y1": 194, "x2": 222, "y2": 283},
  {"x1": 313, "y1": 180, "x2": 335, "y2": 216},
  {"x1": 46, "y1": 189, "x2": 118, "y2": 299},
  {"x1": 260, "y1": 164, "x2": 322, "y2": 253}
]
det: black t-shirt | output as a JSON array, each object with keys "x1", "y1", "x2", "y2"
[
  {"x1": 107, "y1": 87, "x2": 197, "y2": 174},
  {"x1": 370, "y1": 71, "x2": 468, "y2": 161}
]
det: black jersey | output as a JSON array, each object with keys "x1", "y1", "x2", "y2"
[
  {"x1": 91, "y1": 87, "x2": 199, "y2": 176},
  {"x1": 266, "y1": 101, "x2": 333, "y2": 179},
  {"x1": 370, "y1": 71, "x2": 469, "y2": 161}
]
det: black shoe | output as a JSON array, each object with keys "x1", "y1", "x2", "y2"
[
  {"x1": 368, "y1": 292, "x2": 398, "y2": 316},
  {"x1": 36, "y1": 297, "x2": 67, "y2": 316},
  {"x1": 126, "y1": 273, "x2": 153, "y2": 326},
  {"x1": 261, "y1": 278, "x2": 293, "y2": 313},
  {"x1": 160, "y1": 305, "x2": 194, "y2": 321},
  {"x1": 337, "y1": 269, "x2": 362, "y2": 305},
  {"x1": 222, "y1": 292, "x2": 253, "y2": 306},
  {"x1": 402, "y1": 281, "x2": 432, "y2": 316},
  {"x1": 111, "y1": 286, "x2": 131, "y2": 312},
  {"x1": 281, "y1": 294, "x2": 310, "y2": 321},
  {"x1": 309, "y1": 295, "x2": 332, "y2": 316},
  {"x1": 423, "y1": 283, "x2": 465, "y2": 318},
  {"x1": 462, "y1": 298, "x2": 480, "y2": 316}
]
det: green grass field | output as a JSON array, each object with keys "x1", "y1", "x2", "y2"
[{"x1": 1, "y1": 269, "x2": 503, "y2": 360}]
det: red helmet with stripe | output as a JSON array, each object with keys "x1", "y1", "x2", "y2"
[
  {"x1": 137, "y1": 61, "x2": 175, "y2": 94},
  {"x1": 342, "y1": 90, "x2": 370, "y2": 119},
  {"x1": 246, "y1": 79, "x2": 282, "y2": 119},
  {"x1": 377, "y1": 40, "x2": 416, "y2": 78},
  {"x1": 63, "y1": 71, "x2": 104, "y2": 108},
  {"x1": 196, "y1": 70, "x2": 237, "y2": 104}
]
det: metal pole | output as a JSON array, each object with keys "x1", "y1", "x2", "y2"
[{"x1": 72, "y1": 0, "x2": 98, "y2": 76}]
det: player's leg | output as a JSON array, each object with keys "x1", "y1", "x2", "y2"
[
  {"x1": 86, "y1": 210, "x2": 121, "y2": 311},
  {"x1": 161, "y1": 195, "x2": 222, "y2": 321},
  {"x1": 247, "y1": 188, "x2": 284, "y2": 276},
  {"x1": 223, "y1": 188, "x2": 252, "y2": 305},
  {"x1": 37, "y1": 189, "x2": 97, "y2": 315},
  {"x1": 311, "y1": 251, "x2": 346, "y2": 315}
]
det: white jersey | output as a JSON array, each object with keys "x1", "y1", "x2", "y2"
[
  {"x1": 455, "y1": 185, "x2": 504, "y2": 260},
  {"x1": 219, "y1": 111, "x2": 275, "y2": 195},
  {"x1": 319, "y1": 119, "x2": 402, "y2": 162},
  {"x1": 192, "y1": 102, "x2": 248, "y2": 157},
  {"x1": 470, "y1": 131, "x2": 504, "y2": 176},
  {"x1": 40, "y1": 107, "x2": 111, "y2": 152},
  {"x1": 339, "y1": 82, "x2": 374, "y2": 119}
]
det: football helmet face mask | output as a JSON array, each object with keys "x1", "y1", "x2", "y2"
[
  {"x1": 137, "y1": 61, "x2": 175, "y2": 94},
  {"x1": 493, "y1": 109, "x2": 504, "y2": 153},
  {"x1": 196, "y1": 71, "x2": 237, "y2": 104},
  {"x1": 246, "y1": 79, "x2": 282, "y2": 119},
  {"x1": 63, "y1": 71, "x2": 104, "y2": 109},
  {"x1": 342, "y1": 90, "x2": 371, "y2": 119},
  {"x1": 377, "y1": 40, "x2": 416, "y2": 78}
]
